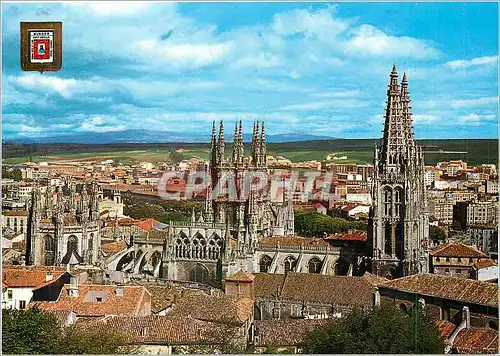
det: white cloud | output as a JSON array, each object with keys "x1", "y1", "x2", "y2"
[
  {"x1": 233, "y1": 52, "x2": 281, "y2": 69},
  {"x1": 457, "y1": 113, "x2": 496, "y2": 125},
  {"x1": 8, "y1": 74, "x2": 109, "y2": 99},
  {"x1": 449, "y1": 97, "x2": 499, "y2": 109},
  {"x1": 444, "y1": 56, "x2": 498, "y2": 70},
  {"x1": 412, "y1": 114, "x2": 438, "y2": 124},
  {"x1": 346, "y1": 25, "x2": 440, "y2": 59},
  {"x1": 280, "y1": 98, "x2": 366, "y2": 111},
  {"x1": 65, "y1": 2, "x2": 151, "y2": 16},
  {"x1": 79, "y1": 116, "x2": 127, "y2": 133},
  {"x1": 132, "y1": 40, "x2": 232, "y2": 68},
  {"x1": 271, "y1": 6, "x2": 349, "y2": 41}
]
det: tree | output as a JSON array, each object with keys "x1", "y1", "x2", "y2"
[
  {"x1": 303, "y1": 302, "x2": 444, "y2": 354},
  {"x1": 294, "y1": 212, "x2": 367, "y2": 237},
  {"x1": 58, "y1": 325, "x2": 138, "y2": 354},
  {"x1": 2, "y1": 307, "x2": 61, "y2": 354},
  {"x1": 429, "y1": 226, "x2": 446, "y2": 244},
  {"x1": 124, "y1": 202, "x2": 165, "y2": 220},
  {"x1": 2, "y1": 307, "x2": 135, "y2": 354},
  {"x1": 2, "y1": 167, "x2": 22, "y2": 181}
]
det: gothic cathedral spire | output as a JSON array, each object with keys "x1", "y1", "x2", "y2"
[{"x1": 370, "y1": 65, "x2": 429, "y2": 279}]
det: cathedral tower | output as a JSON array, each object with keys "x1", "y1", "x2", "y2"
[{"x1": 370, "y1": 65, "x2": 429, "y2": 278}]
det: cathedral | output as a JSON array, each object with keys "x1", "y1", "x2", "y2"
[
  {"x1": 25, "y1": 181, "x2": 102, "y2": 267},
  {"x1": 369, "y1": 65, "x2": 430, "y2": 278},
  {"x1": 162, "y1": 121, "x2": 295, "y2": 282}
]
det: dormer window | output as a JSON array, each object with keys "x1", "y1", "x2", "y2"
[{"x1": 96, "y1": 297, "x2": 103, "y2": 302}]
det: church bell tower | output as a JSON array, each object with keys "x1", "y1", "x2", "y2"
[{"x1": 369, "y1": 65, "x2": 429, "y2": 279}]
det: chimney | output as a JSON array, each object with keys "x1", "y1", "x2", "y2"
[
  {"x1": 68, "y1": 276, "x2": 79, "y2": 297},
  {"x1": 373, "y1": 287, "x2": 381, "y2": 307},
  {"x1": 45, "y1": 271, "x2": 53, "y2": 282},
  {"x1": 462, "y1": 306, "x2": 470, "y2": 329},
  {"x1": 115, "y1": 285, "x2": 124, "y2": 297}
]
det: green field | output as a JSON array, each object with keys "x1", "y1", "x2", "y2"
[{"x1": 2, "y1": 139, "x2": 497, "y2": 166}]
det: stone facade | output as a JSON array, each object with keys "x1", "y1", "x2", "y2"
[
  {"x1": 370, "y1": 65, "x2": 430, "y2": 278},
  {"x1": 25, "y1": 181, "x2": 102, "y2": 267},
  {"x1": 116, "y1": 121, "x2": 295, "y2": 284}
]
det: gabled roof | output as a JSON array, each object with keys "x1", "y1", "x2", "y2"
[
  {"x1": 254, "y1": 273, "x2": 374, "y2": 308},
  {"x1": 225, "y1": 270, "x2": 255, "y2": 283},
  {"x1": 2, "y1": 267, "x2": 67, "y2": 289},
  {"x1": 169, "y1": 292, "x2": 253, "y2": 325},
  {"x1": 380, "y1": 274, "x2": 498, "y2": 308},
  {"x1": 453, "y1": 327, "x2": 498, "y2": 354},
  {"x1": 473, "y1": 259, "x2": 497, "y2": 270},
  {"x1": 101, "y1": 240, "x2": 128, "y2": 256},
  {"x1": 76, "y1": 315, "x2": 235, "y2": 345},
  {"x1": 140, "y1": 285, "x2": 184, "y2": 314},
  {"x1": 32, "y1": 284, "x2": 150, "y2": 317},
  {"x1": 326, "y1": 232, "x2": 367, "y2": 242},
  {"x1": 433, "y1": 320, "x2": 456, "y2": 339},
  {"x1": 430, "y1": 243, "x2": 488, "y2": 258},
  {"x1": 135, "y1": 218, "x2": 161, "y2": 232}
]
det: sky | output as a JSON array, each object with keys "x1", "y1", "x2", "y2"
[{"x1": 2, "y1": 1, "x2": 499, "y2": 141}]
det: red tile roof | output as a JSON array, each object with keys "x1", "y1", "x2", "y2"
[
  {"x1": 255, "y1": 319, "x2": 328, "y2": 347},
  {"x1": 326, "y1": 232, "x2": 367, "y2": 242},
  {"x1": 433, "y1": 320, "x2": 456, "y2": 339},
  {"x1": 32, "y1": 284, "x2": 151, "y2": 317},
  {"x1": 453, "y1": 327, "x2": 499, "y2": 354},
  {"x1": 430, "y1": 243, "x2": 488, "y2": 258},
  {"x1": 2, "y1": 267, "x2": 67, "y2": 288},
  {"x1": 380, "y1": 274, "x2": 498, "y2": 308},
  {"x1": 225, "y1": 270, "x2": 255, "y2": 283},
  {"x1": 101, "y1": 240, "x2": 128, "y2": 255},
  {"x1": 260, "y1": 237, "x2": 329, "y2": 247},
  {"x1": 169, "y1": 292, "x2": 253, "y2": 325},
  {"x1": 473, "y1": 259, "x2": 497, "y2": 270},
  {"x1": 135, "y1": 218, "x2": 161, "y2": 232},
  {"x1": 254, "y1": 273, "x2": 374, "y2": 309},
  {"x1": 77, "y1": 315, "x2": 236, "y2": 345}
]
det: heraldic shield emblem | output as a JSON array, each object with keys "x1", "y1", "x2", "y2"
[{"x1": 21, "y1": 22, "x2": 62, "y2": 72}]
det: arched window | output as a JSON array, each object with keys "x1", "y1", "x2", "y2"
[
  {"x1": 88, "y1": 233, "x2": 94, "y2": 251},
  {"x1": 151, "y1": 251, "x2": 161, "y2": 267},
  {"x1": 383, "y1": 187, "x2": 392, "y2": 216},
  {"x1": 308, "y1": 257, "x2": 322, "y2": 273},
  {"x1": 259, "y1": 255, "x2": 272, "y2": 273},
  {"x1": 67, "y1": 235, "x2": 78, "y2": 254},
  {"x1": 395, "y1": 188, "x2": 404, "y2": 216},
  {"x1": 175, "y1": 239, "x2": 182, "y2": 258},
  {"x1": 200, "y1": 239, "x2": 207, "y2": 259},
  {"x1": 284, "y1": 256, "x2": 296, "y2": 273},
  {"x1": 384, "y1": 224, "x2": 392, "y2": 255},
  {"x1": 183, "y1": 238, "x2": 190, "y2": 258},
  {"x1": 192, "y1": 239, "x2": 199, "y2": 259},
  {"x1": 44, "y1": 235, "x2": 55, "y2": 266},
  {"x1": 189, "y1": 264, "x2": 210, "y2": 284}
]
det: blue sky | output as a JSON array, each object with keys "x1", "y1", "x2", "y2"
[{"x1": 2, "y1": 2, "x2": 498, "y2": 141}]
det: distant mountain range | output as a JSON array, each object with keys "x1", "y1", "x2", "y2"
[{"x1": 5, "y1": 130, "x2": 338, "y2": 144}]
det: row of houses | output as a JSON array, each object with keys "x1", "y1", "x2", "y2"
[{"x1": 2, "y1": 264, "x2": 498, "y2": 354}]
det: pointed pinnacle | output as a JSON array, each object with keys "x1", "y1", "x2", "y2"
[{"x1": 402, "y1": 72, "x2": 408, "y2": 84}]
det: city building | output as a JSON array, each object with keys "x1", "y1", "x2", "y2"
[
  {"x1": 2, "y1": 266, "x2": 71, "y2": 310},
  {"x1": 429, "y1": 243, "x2": 489, "y2": 278}
]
